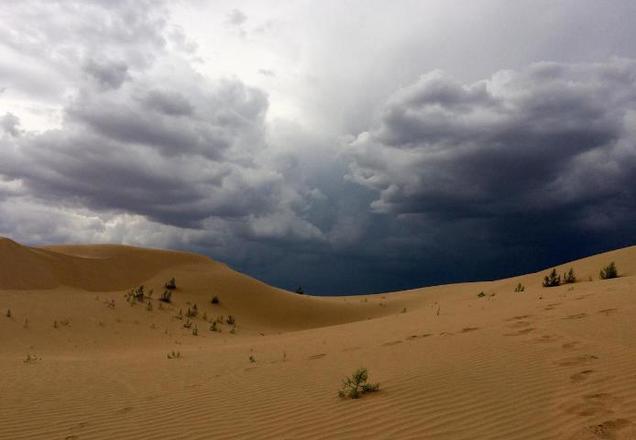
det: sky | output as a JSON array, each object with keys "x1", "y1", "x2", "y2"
[{"x1": 1, "y1": 0, "x2": 636, "y2": 294}]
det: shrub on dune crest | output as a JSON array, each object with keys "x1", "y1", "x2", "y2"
[
  {"x1": 542, "y1": 269, "x2": 561, "y2": 288},
  {"x1": 338, "y1": 368, "x2": 380, "y2": 399},
  {"x1": 563, "y1": 268, "x2": 576, "y2": 284},
  {"x1": 600, "y1": 262, "x2": 618, "y2": 280}
]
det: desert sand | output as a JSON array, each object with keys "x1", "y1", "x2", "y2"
[{"x1": 1, "y1": 235, "x2": 636, "y2": 439}]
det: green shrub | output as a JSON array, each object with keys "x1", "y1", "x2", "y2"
[
  {"x1": 514, "y1": 283, "x2": 525, "y2": 292},
  {"x1": 160, "y1": 290, "x2": 172, "y2": 303},
  {"x1": 211, "y1": 296, "x2": 220, "y2": 305},
  {"x1": 165, "y1": 277, "x2": 177, "y2": 290},
  {"x1": 186, "y1": 304, "x2": 198, "y2": 318},
  {"x1": 563, "y1": 268, "x2": 576, "y2": 284},
  {"x1": 542, "y1": 269, "x2": 561, "y2": 288},
  {"x1": 338, "y1": 368, "x2": 380, "y2": 399},
  {"x1": 477, "y1": 291, "x2": 486, "y2": 298},
  {"x1": 600, "y1": 262, "x2": 618, "y2": 280}
]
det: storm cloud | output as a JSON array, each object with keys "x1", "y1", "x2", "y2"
[{"x1": 1, "y1": 1, "x2": 636, "y2": 294}]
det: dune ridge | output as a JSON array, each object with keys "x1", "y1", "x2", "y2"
[{"x1": 2, "y1": 237, "x2": 636, "y2": 439}]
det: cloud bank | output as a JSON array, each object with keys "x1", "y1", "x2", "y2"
[{"x1": 1, "y1": 1, "x2": 636, "y2": 293}]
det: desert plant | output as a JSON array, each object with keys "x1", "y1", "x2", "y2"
[
  {"x1": 563, "y1": 268, "x2": 576, "y2": 284},
  {"x1": 249, "y1": 355, "x2": 256, "y2": 363},
  {"x1": 165, "y1": 277, "x2": 177, "y2": 290},
  {"x1": 543, "y1": 269, "x2": 561, "y2": 288},
  {"x1": 226, "y1": 315, "x2": 236, "y2": 326},
  {"x1": 477, "y1": 291, "x2": 486, "y2": 298},
  {"x1": 183, "y1": 318, "x2": 192, "y2": 329},
  {"x1": 338, "y1": 368, "x2": 380, "y2": 399},
  {"x1": 186, "y1": 304, "x2": 198, "y2": 318},
  {"x1": 230, "y1": 325, "x2": 237, "y2": 334},
  {"x1": 210, "y1": 321, "x2": 220, "y2": 332},
  {"x1": 295, "y1": 286, "x2": 304, "y2": 295},
  {"x1": 600, "y1": 262, "x2": 618, "y2": 280},
  {"x1": 192, "y1": 325, "x2": 198, "y2": 336},
  {"x1": 5, "y1": 309, "x2": 11, "y2": 318},
  {"x1": 24, "y1": 353, "x2": 40, "y2": 363},
  {"x1": 146, "y1": 301, "x2": 153, "y2": 312},
  {"x1": 53, "y1": 320, "x2": 58, "y2": 329},
  {"x1": 126, "y1": 285, "x2": 146, "y2": 303},
  {"x1": 211, "y1": 296, "x2": 220, "y2": 305},
  {"x1": 401, "y1": 307, "x2": 407, "y2": 313},
  {"x1": 514, "y1": 283, "x2": 525, "y2": 292},
  {"x1": 175, "y1": 309, "x2": 183, "y2": 320},
  {"x1": 167, "y1": 350, "x2": 181, "y2": 360},
  {"x1": 160, "y1": 289, "x2": 172, "y2": 303}
]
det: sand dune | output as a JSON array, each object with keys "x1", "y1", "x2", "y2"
[{"x1": 2, "y1": 237, "x2": 636, "y2": 439}]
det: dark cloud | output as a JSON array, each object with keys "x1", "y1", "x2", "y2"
[
  {"x1": 2, "y1": 1, "x2": 636, "y2": 295},
  {"x1": 347, "y1": 61, "x2": 636, "y2": 218},
  {"x1": 83, "y1": 59, "x2": 129, "y2": 90}
]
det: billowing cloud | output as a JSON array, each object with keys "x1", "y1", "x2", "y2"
[
  {"x1": 347, "y1": 60, "x2": 636, "y2": 224},
  {"x1": 2, "y1": 1, "x2": 636, "y2": 294}
]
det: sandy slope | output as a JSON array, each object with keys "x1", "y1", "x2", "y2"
[{"x1": 1, "y1": 236, "x2": 636, "y2": 439}]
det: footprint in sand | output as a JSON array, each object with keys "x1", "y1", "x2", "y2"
[
  {"x1": 555, "y1": 354, "x2": 598, "y2": 367},
  {"x1": 562, "y1": 313, "x2": 588, "y2": 320},
  {"x1": 598, "y1": 308, "x2": 618, "y2": 316},
  {"x1": 406, "y1": 334, "x2": 433, "y2": 341},
  {"x1": 308, "y1": 353, "x2": 327, "y2": 360},
  {"x1": 461, "y1": 327, "x2": 479, "y2": 333},
  {"x1": 382, "y1": 340, "x2": 403, "y2": 346},
  {"x1": 505, "y1": 314, "x2": 532, "y2": 321},
  {"x1": 503, "y1": 328, "x2": 535, "y2": 336},
  {"x1": 583, "y1": 418, "x2": 633, "y2": 439},
  {"x1": 570, "y1": 369, "x2": 595, "y2": 383},
  {"x1": 563, "y1": 341, "x2": 583, "y2": 350}
]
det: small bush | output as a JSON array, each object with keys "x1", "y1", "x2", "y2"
[
  {"x1": 165, "y1": 277, "x2": 177, "y2": 290},
  {"x1": 338, "y1": 368, "x2": 380, "y2": 399},
  {"x1": 210, "y1": 321, "x2": 220, "y2": 332},
  {"x1": 167, "y1": 350, "x2": 181, "y2": 360},
  {"x1": 226, "y1": 315, "x2": 236, "y2": 326},
  {"x1": 600, "y1": 262, "x2": 618, "y2": 280},
  {"x1": 477, "y1": 291, "x2": 486, "y2": 298},
  {"x1": 146, "y1": 301, "x2": 153, "y2": 312},
  {"x1": 24, "y1": 354, "x2": 40, "y2": 364},
  {"x1": 126, "y1": 285, "x2": 145, "y2": 303},
  {"x1": 183, "y1": 318, "x2": 192, "y2": 329},
  {"x1": 192, "y1": 325, "x2": 198, "y2": 336},
  {"x1": 186, "y1": 304, "x2": 198, "y2": 318},
  {"x1": 249, "y1": 355, "x2": 256, "y2": 363},
  {"x1": 160, "y1": 290, "x2": 172, "y2": 303},
  {"x1": 563, "y1": 268, "x2": 576, "y2": 284},
  {"x1": 514, "y1": 283, "x2": 525, "y2": 293},
  {"x1": 295, "y1": 286, "x2": 304, "y2": 295},
  {"x1": 230, "y1": 325, "x2": 237, "y2": 334},
  {"x1": 211, "y1": 296, "x2": 220, "y2": 305},
  {"x1": 5, "y1": 309, "x2": 11, "y2": 318},
  {"x1": 543, "y1": 269, "x2": 561, "y2": 288}
]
